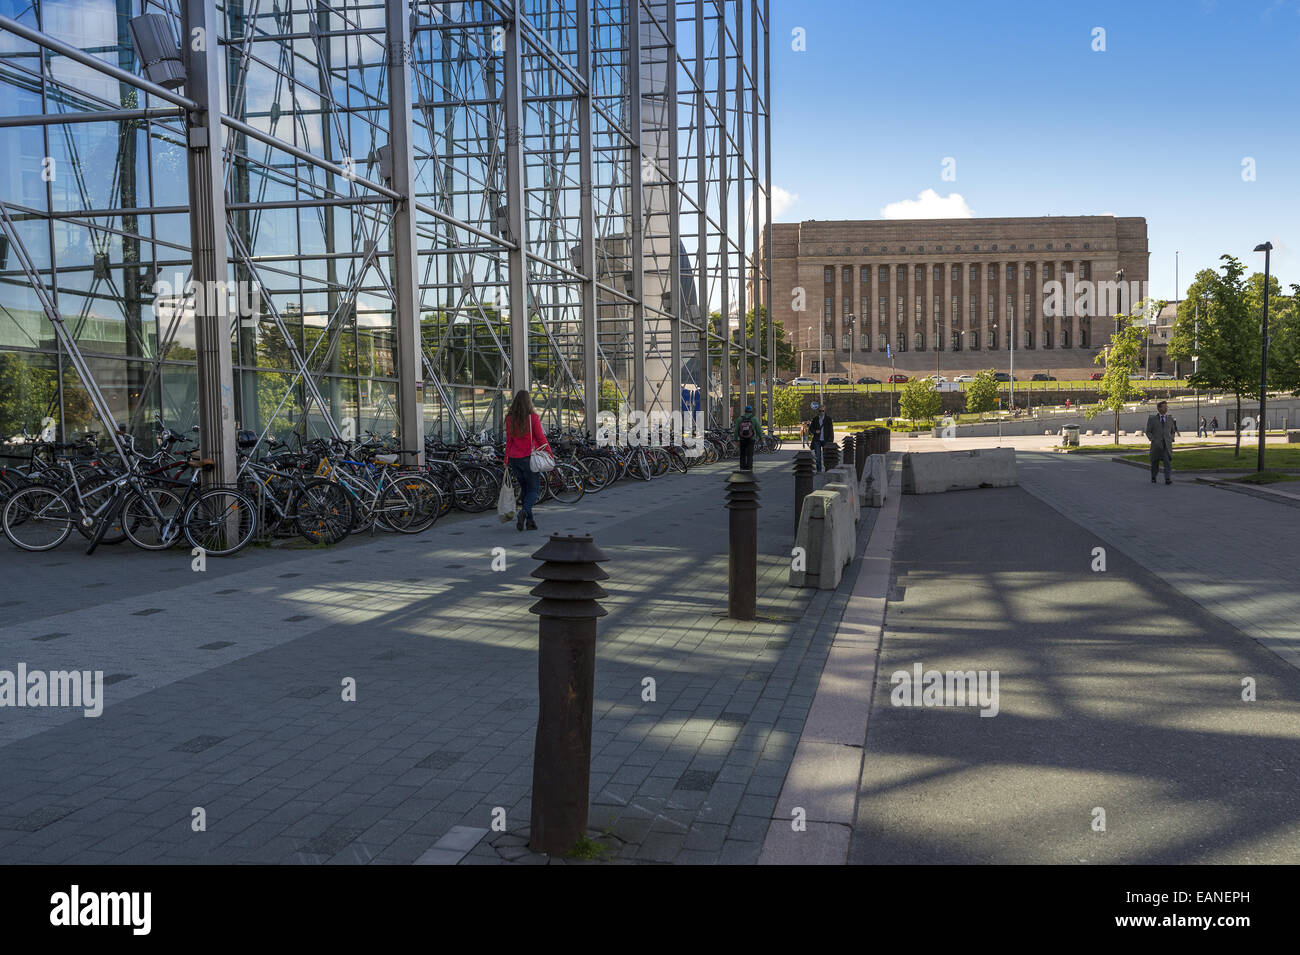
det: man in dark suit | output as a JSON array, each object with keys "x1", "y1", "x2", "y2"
[
  {"x1": 808, "y1": 406, "x2": 835, "y2": 473},
  {"x1": 1145, "y1": 400, "x2": 1178, "y2": 484}
]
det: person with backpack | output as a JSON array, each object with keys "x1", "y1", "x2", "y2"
[{"x1": 734, "y1": 404, "x2": 759, "y2": 470}]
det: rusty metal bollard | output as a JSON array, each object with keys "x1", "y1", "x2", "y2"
[
  {"x1": 725, "y1": 470, "x2": 759, "y2": 621},
  {"x1": 793, "y1": 450, "x2": 814, "y2": 538},
  {"x1": 528, "y1": 533, "x2": 610, "y2": 856},
  {"x1": 855, "y1": 430, "x2": 868, "y2": 481},
  {"x1": 824, "y1": 440, "x2": 840, "y2": 471},
  {"x1": 841, "y1": 434, "x2": 855, "y2": 476}
]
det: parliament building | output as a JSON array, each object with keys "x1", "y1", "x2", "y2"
[{"x1": 763, "y1": 216, "x2": 1151, "y2": 379}]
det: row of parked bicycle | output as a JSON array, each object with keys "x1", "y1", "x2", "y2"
[{"x1": 0, "y1": 419, "x2": 784, "y2": 557}]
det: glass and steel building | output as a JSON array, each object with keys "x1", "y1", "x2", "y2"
[{"x1": 0, "y1": 0, "x2": 771, "y2": 476}]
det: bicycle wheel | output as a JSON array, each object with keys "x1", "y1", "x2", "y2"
[
  {"x1": 121, "y1": 486, "x2": 184, "y2": 550},
  {"x1": 294, "y1": 478, "x2": 353, "y2": 545},
  {"x1": 645, "y1": 447, "x2": 670, "y2": 477},
  {"x1": 72, "y1": 475, "x2": 128, "y2": 544},
  {"x1": 378, "y1": 474, "x2": 442, "y2": 533},
  {"x1": 455, "y1": 464, "x2": 498, "y2": 513},
  {"x1": 574, "y1": 456, "x2": 609, "y2": 492},
  {"x1": 183, "y1": 488, "x2": 257, "y2": 556},
  {"x1": 544, "y1": 464, "x2": 585, "y2": 505},
  {"x1": 3, "y1": 485, "x2": 73, "y2": 551}
]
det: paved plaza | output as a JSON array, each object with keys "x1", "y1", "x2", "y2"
[
  {"x1": 0, "y1": 454, "x2": 873, "y2": 864},
  {"x1": 1, "y1": 444, "x2": 1297, "y2": 864}
]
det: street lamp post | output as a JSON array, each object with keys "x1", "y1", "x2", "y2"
[
  {"x1": 1254, "y1": 241, "x2": 1273, "y2": 472},
  {"x1": 1114, "y1": 268, "x2": 1125, "y2": 336}
]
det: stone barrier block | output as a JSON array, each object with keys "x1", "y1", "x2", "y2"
[
  {"x1": 790, "y1": 490, "x2": 847, "y2": 590},
  {"x1": 863, "y1": 454, "x2": 887, "y2": 507},
  {"x1": 901, "y1": 447, "x2": 1018, "y2": 494}
]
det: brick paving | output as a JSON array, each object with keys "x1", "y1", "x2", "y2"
[{"x1": 0, "y1": 452, "x2": 876, "y2": 864}]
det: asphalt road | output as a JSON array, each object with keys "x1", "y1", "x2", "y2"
[{"x1": 849, "y1": 484, "x2": 1300, "y2": 864}]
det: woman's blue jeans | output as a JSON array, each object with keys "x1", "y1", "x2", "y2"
[{"x1": 509, "y1": 459, "x2": 540, "y2": 519}]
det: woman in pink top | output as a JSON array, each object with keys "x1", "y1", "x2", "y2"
[{"x1": 502, "y1": 390, "x2": 551, "y2": 531}]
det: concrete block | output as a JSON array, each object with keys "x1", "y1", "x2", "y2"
[
  {"x1": 790, "y1": 491, "x2": 841, "y2": 590},
  {"x1": 863, "y1": 454, "x2": 887, "y2": 507},
  {"x1": 823, "y1": 483, "x2": 855, "y2": 559},
  {"x1": 901, "y1": 447, "x2": 1018, "y2": 494},
  {"x1": 1287, "y1": 430, "x2": 1300, "y2": 444},
  {"x1": 825, "y1": 466, "x2": 860, "y2": 524}
]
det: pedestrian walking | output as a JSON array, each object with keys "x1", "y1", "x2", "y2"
[
  {"x1": 734, "y1": 404, "x2": 759, "y2": 470},
  {"x1": 1145, "y1": 400, "x2": 1178, "y2": 485},
  {"x1": 502, "y1": 389, "x2": 552, "y2": 531},
  {"x1": 799, "y1": 420, "x2": 808, "y2": 448},
  {"x1": 808, "y1": 406, "x2": 835, "y2": 473},
  {"x1": 1210, "y1": 416, "x2": 1219, "y2": 432},
  {"x1": 1199, "y1": 415, "x2": 1207, "y2": 438}
]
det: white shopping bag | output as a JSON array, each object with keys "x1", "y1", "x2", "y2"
[{"x1": 497, "y1": 479, "x2": 516, "y2": 523}]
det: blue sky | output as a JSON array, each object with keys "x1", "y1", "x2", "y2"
[{"x1": 769, "y1": 0, "x2": 1300, "y2": 298}]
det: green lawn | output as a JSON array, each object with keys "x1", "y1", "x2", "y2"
[
  {"x1": 1120, "y1": 445, "x2": 1300, "y2": 471},
  {"x1": 1231, "y1": 470, "x2": 1300, "y2": 485},
  {"x1": 777, "y1": 379, "x2": 1189, "y2": 395}
]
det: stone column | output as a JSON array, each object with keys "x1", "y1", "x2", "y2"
[
  {"x1": 888, "y1": 262, "x2": 898, "y2": 356},
  {"x1": 1015, "y1": 259, "x2": 1026, "y2": 352},
  {"x1": 943, "y1": 260, "x2": 953, "y2": 358},
  {"x1": 924, "y1": 258, "x2": 934, "y2": 355},
  {"x1": 870, "y1": 261, "x2": 880, "y2": 361}
]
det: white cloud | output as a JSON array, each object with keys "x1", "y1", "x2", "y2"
[
  {"x1": 771, "y1": 184, "x2": 797, "y2": 219},
  {"x1": 880, "y1": 189, "x2": 974, "y2": 220}
]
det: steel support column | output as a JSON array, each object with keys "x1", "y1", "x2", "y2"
[
  {"x1": 629, "y1": 0, "x2": 647, "y2": 412},
  {"x1": 579, "y1": 0, "x2": 600, "y2": 430},
  {"x1": 762, "y1": 0, "x2": 773, "y2": 428},
  {"x1": 735, "y1": 0, "x2": 747, "y2": 415},
  {"x1": 386, "y1": 0, "x2": 425, "y2": 463},
  {"x1": 666, "y1": 0, "x2": 683, "y2": 424},
  {"x1": 694, "y1": 0, "x2": 710, "y2": 428},
  {"x1": 716, "y1": 0, "x2": 730, "y2": 426},
  {"x1": 182, "y1": 0, "x2": 237, "y2": 485},
  {"x1": 503, "y1": 0, "x2": 530, "y2": 393}
]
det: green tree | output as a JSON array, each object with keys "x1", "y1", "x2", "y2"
[
  {"x1": 1087, "y1": 309, "x2": 1151, "y2": 445},
  {"x1": 709, "y1": 306, "x2": 796, "y2": 382},
  {"x1": 898, "y1": 375, "x2": 941, "y2": 424},
  {"x1": 772, "y1": 385, "x2": 803, "y2": 429},
  {"x1": 1167, "y1": 256, "x2": 1260, "y2": 456},
  {"x1": 1268, "y1": 284, "x2": 1300, "y2": 395},
  {"x1": 965, "y1": 369, "x2": 998, "y2": 418}
]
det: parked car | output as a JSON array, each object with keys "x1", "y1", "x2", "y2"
[
  {"x1": 772, "y1": 378, "x2": 787, "y2": 387},
  {"x1": 952, "y1": 374, "x2": 975, "y2": 383},
  {"x1": 992, "y1": 372, "x2": 1016, "y2": 382},
  {"x1": 789, "y1": 376, "x2": 817, "y2": 387},
  {"x1": 1030, "y1": 373, "x2": 1056, "y2": 381},
  {"x1": 1149, "y1": 372, "x2": 1174, "y2": 380},
  {"x1": 1129, "y1": 373, "x2": 1146, "y2": 380},
  {"x1": 888, "y1": 374, "x2": 909, "y2": 383},
  {"x1": 1089, "y1": 372, "x2": 1104, "y2": 380},
  {"x1": 825, "y1": 376, "x2": 850, "y2": 385},
  {"x1": 856, "y1": 376, "x2": 881, "y2": 385}
]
